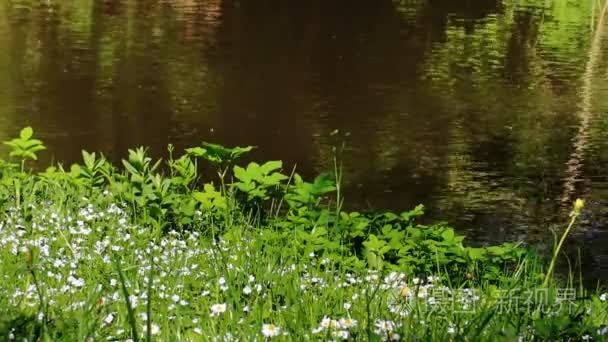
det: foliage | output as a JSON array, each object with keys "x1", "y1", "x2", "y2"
[
  {"x1": 193, "y1": 183, "x2": 226, "y2": 210},
  {"x1": 186, "y1": 142, "x2": 254, "y2": 179},
  {"x1": 3, "y1": 127, "x2": 46, "y2": 162},
  {"x1": 233, "y1": 161, "x2": 288, "y2": 202},
  {"x1": 75, "y1": 150, "x2": 113, "y2": 187},
  {"x1": 0, "y1": 127, "x2": 606, "y2": 341},
  {"x1": 285, "y1": 173, "x2": 336, "y2": 209}
]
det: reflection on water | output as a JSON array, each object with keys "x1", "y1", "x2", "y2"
[{"x1": 1, "y1": 0, "x2": 608, "y2": 279}]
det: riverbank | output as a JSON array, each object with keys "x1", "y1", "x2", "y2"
[{"x1": 1, "y1": 127, "x2": 607, "y2": 341}]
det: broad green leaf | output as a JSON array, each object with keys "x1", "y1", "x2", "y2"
[
  {"x1": 233, "y1": 165, "x2": 249, "y2": 182},
  {"x1": 20, "y1": 126, "x2": 33, "y2": 140},
  {"x1": 441, "y1": 229, "x2": 455, "y2": 241},
  {"x1": 122, "y1": 160, "x2": 139, "y2": 176},
  {"x1": 185, "y1": 147, "x2": 207, "y2": 157},
  {"x1": 468, "y1": 248, "x2": 487, "y2": 260},
  {"x1": 260, "y1": 160, "x2": 282, "y2": 174}
]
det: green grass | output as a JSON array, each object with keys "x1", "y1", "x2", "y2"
[{"x1": 0, "y1": 127, "x2": 607, "y2": 341}]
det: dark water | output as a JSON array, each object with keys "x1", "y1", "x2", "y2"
[{"x1": 2, "y1": 0, "x2": 608, "y2": 280}]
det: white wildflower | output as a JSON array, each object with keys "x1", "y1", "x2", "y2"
[
  {"x1": 128, "y1": 295, "x2": 138, "y2": 308},
  {"x1": 374, "y1": 320, "x2": 396, "y2": 335},
  {"x1": 261, "y1": 324, "x2": 281, "y2": 338},
  {"x1": 67, "y1": 275, "x2": 85, "y2": 288},
  {"x1": 171, "y1": 294, "x2": 180, "y2": 303},
  {"x1": 243, "y1": 286, "x2": 252, "y2": 295},
  {"x1": 103, "y1": 313, "x2": 114, "y2": 325},
  {"x1": 339, "y1": 318, "x2": 358, "y2": 329},
  {"x1": 332, "y1": 330, "x2": 349, "y2": 340},
  {"x1": 143, "y1": 323, "x2": 161, "y2": 336},
  {"x1": 210, "y1": 303, "x2": 227, "y2": 317}
]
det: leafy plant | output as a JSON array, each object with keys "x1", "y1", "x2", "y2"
[
  {"x1": 122, "y1": 147, "x2": 162, "y2": 184},
  {"x1": 193, "y1": 183, "x2": 227, "y2": 210},
  {"x1": 186, "y1": 142, "x2": 253, "y2": 166},
  {"x1": 111, "y1": 148, "x2": 171, "y2": 222},
  {"x1": 74, "y1": 150, "x2": 113, "y2": 187},
  {"x1": 186, "y1": 142, "x2": 253, "y2": 181},
  {"x1": 232, "y1": 161, "x2": 288, "y2": 202},
  {"x1": 169, "y1": 155, "x2": 197, "y2": 190},
  {"x1": 3, "y1": 127, "x2": 46, "y2": 170},
  {"x1": 0, "y1": 127, "x2": 605, "y2": 341},
  {"x1": 285, "y1": 174, "x2": 336, "y2": 209}
]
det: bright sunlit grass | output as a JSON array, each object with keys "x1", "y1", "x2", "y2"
[{"x1": 1, "y1": 127, "x2": 607, "y2": 341}]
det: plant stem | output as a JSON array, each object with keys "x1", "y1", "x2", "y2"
[
  {"x1": 146, "y1": 253, "x2": 154, "y2": 342},
  {"x1": 114, "y1": 255, "x2": 139, "y2": 342},
  {"x1": 28, "y1": 261, "x2": 47, "y2": 336},
  {"x1": 543, "y1": 212, "x2": 580, "y2": 287}
]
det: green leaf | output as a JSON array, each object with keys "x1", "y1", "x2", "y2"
[
  {"x1": 401, "y1": 204, "x2": 425, "y2": 222},
  {"x1": 312, "y1": 174, "x2": 336, "y2": 194},
  {"x1": 20, "y1": 126, "x2": 33, "y2": 140},
  {"x1": 82, "y1": 150, "x2": 95, "y2": 169},
  {"x1": 441, "y1": 229, "x2": 455, "y2": 241},
  {"x1": 3, "y1": 139, "x2": 18, "y2": 148},
  {"x1": 20, "y1": 139, "x2": 42, "y2": 149},
  {"x1": 249, "y1": 188, "x2": 267, "y2": 200},
  {"x1": 487, "y1": 246, "x2": 507, "y2": 256},
  {"x1": 233, "y1": 165, "x2": 249, "y2": 182},
  {"x1": 260, "y1": 160, "x2": 282, "y2": 174},
  {"x1": 193, "y1": 183, "x2": 227, "y2": 210},
  {"x1": 262, "y1": 172, "x2": 288, "y2": 186},
  {"x1": 122, "y1": 160, "x2": 139, "y2": 176},
  {"x1": 366, "y1": 251, "x2": 384, "y2": 270},
  {"x1": 311, "y1": 226, "x2": 328, "y2": 238},
  {"x1": 28, "y1": 144, "x2": 46, "y2": 153},
  {"x1": 247, "y1": 163, "x2": 264, "y2": 179},
  {"x1": 468, "y1": 248, "x2": 487, "y2": 260},
  {"x1": 70, "y1": 163, "x2": 82, "y2": 176},
  {"x1": 363, "y1": 234, "x2": 387, "y2": 251},
  {"x1": 189, "y1": 142, "x2": 255, "y2": 166},
  {"x1": 185, "y1": 147, "x2": 207, "y2": 157}
]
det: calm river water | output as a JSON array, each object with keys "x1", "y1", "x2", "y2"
[{"x1": 1, "y1": 0, "x2": 608, "y2": 280}]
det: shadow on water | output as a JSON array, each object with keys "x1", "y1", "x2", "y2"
[{"x1": 1, "y1": 0, "x2": 608, "y2": 281}]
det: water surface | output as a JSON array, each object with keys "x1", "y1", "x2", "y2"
[{"x1": 2, "y1": 0, "x2": 608, "y2": 280}]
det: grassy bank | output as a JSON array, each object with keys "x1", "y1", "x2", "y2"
[{"x1": 1, "y1": 127, "x2": 607, "y2": 341}]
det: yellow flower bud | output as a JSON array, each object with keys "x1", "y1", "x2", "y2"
[
  {"x1": 573, "y1": 199, "x2": 585, "y2": 214},
  {"x1": 399, "y1": 286, "x2": 411, "y2": 298}
]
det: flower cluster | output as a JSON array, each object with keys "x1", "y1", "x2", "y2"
[{"x1": 312, "y1": 316, "x2": 358, "y2": 340}]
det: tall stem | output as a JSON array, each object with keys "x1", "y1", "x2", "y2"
[{"x1": 542, "y1": 211, "x2": 581, "y2": 287}]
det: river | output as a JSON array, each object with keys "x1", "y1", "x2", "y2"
[{"x1": 1, "y1": 0, "x2": 608, "y2": 281}]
